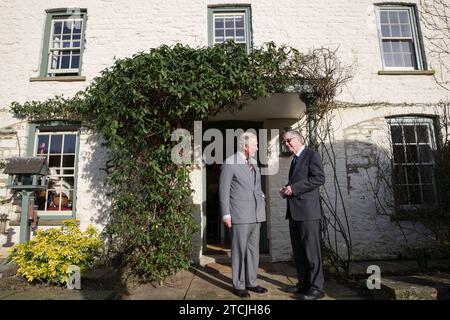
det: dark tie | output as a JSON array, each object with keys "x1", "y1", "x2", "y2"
[{"x1": 288, "y1": 155, "x2": 299, "y2": 180}]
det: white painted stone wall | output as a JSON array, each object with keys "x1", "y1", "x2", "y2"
[{"x1": 0, "y1": 0, "x2": 449, "y2": 261}]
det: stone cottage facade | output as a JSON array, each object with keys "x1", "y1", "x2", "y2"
[{"x1": 0, "y1": 0, "x2": 448, "y2": 264}]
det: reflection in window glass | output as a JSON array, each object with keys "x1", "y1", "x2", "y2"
[{"x1": 34, "y1": 130, "x2": 78, "y2": 213}]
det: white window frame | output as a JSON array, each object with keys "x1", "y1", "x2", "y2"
[
  {"x1": 213, "y1": 12, "x2": 247, "y2": 45},
  {"x1": 47, "y1": 17, "x2": 84, "y2": 75},
  {"x1": 376, "y1": 5, "x2": 424, "y2": 70},
  {"x1": 34, "y1": 130, "x2": 78, "y2": 216}
]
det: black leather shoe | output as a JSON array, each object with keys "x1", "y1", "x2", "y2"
[
  {"x1": 246, "y1": 285, "x2": 268, "y2": 294},
  {"x1": 233, "y1": 289, "x2": 250, "y2": 297},
  {"x1": 285, "y1": 285, "x2": 309, "y2": 294},
  {"x1": 302, "y1": 289, "x2": 325, "y2": 300}
]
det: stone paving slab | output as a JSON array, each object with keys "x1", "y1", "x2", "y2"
[
  {"x1": 120, "y1": 262, "x2": 362, "y2": 300},
  {"x1": 379, "y1": 273, "x2": 450, "y2": 300}
]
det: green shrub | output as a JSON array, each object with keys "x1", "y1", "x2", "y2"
[{"x1": 10, "y1": 220, "x2": 102, "y2": 285}]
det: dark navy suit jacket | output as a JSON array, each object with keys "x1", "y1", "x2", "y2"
[{"x1": 285, "y1": 147, "x2": 325, "y2": 221}]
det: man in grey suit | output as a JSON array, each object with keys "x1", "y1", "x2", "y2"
[
  {"x1": 279, "y1": 130, "x2": 326, "y2": 300},
  {"x1": 219, "y1": 132, "x2": 268, "y2": 298}
]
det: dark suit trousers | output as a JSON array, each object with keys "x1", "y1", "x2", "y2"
[{"x1": 289, "y1": 219, "x2": 324, "y2": 291}]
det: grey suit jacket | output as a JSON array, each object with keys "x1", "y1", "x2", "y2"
[
  {"x1": 286, "y1": 147, "x2": 325, "y2": 221},
  {"x1": 219, "y1": 153, "x2": 266, "y2": 224}
]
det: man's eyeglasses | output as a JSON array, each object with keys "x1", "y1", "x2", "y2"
[{"x1": 282, "y1": 137, "x2": 297, "y2": 145}]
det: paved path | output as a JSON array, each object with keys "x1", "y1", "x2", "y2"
[{"x1": 120, "y1": 262, "x2": 364, "y2": 300}]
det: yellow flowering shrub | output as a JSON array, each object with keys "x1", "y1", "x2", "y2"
[{"x1": 10, "y1": 219, "x2": 102, "y2": 285}]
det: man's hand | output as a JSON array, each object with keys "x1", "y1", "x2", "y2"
[
  {"x1": 280, "y1": 186, "x2": 293, "y2": 197},
  {"x1": 224, "y1": 217, "x2": 232, "y2": 229}
]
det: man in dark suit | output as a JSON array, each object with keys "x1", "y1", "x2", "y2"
[
  {"x1": 279, "y1": 130, "x2": 326, "y2": 300},
  {"x1": 219, "y1": 132, "x2": 267, "y2": 298}
]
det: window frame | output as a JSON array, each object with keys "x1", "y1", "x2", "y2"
[
  {"x1": 27, "y1": 122, "x2": 81, "y2": 220},
  {"x1": 40, "y1": 8, "x2": 87, "y2": 78},
  {"x1": 387, "y1": 116, "x2": 438, "y2": 208},
  {"x1": 375, "y1": 5, "x2": 425, "y2": 71},
  {"x1": 207, "y1": 5, "x2": 252, "y2": 54}
]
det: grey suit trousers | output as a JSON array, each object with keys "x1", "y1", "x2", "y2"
[{"x1": 230, "y1": 223, "x2": 261, "y2": 290}]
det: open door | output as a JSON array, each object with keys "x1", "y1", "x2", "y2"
[{"x1": 204, "y1": 121, "x2": 269, "y2": 254}]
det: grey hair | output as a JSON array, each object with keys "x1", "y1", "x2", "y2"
[
  {"x1": 283, "y1": 130, "x2": 304, "y2": 144},
  {"x1": 238, "y1": 132, "x2": 257, "y2": 150}
]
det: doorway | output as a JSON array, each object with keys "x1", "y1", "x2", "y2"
[{"x1": 203, "y1": 121, "x2": 269, "y2": 254}]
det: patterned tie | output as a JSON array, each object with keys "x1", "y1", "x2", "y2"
[{"x1": 247, "y1": 159, "x2": 256, "y2": 183}]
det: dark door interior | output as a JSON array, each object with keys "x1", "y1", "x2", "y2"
[{"x1": 204, "y1": 121, "x2": 269, "y2": 254}]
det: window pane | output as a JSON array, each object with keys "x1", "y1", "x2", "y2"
[
  {"x1": 418, "y1": 165, "x2": 433, "y2": 183},
  {"x1": 403, "y1": 53, "x2": 414, "y2": 67},
  {"x1": 225, "y1": 17, "x2": 234, "y2": 28},
  {"x1": 393, "y1": 53, "x2": 403, "y2": 66},
  {"x1": 389, "y1": 11, "x2": 399, "y2": 24},
  {"x1": 61, "y1": 54, "x2": 70, "y2": 69},
  {"x1": 235, "y1": 16, "x2": 244, "y2": 28},
  {"x1": 49, "y1": 155, "x2": 61, "y2": 167},
  {"x1": 400, "y1": 24, "x2": 411, "y2": 37},
  {"x1": 406, "y1": 165, "x2": 419, "y2": 184},
  {"x1": 62, "y1": 155, "x2": 75, "y2": 167},
  {"x1": 53, "y1": 21, "x2": 62, "y2": 35},
  {"x1": 403, "y1": 126, "x2": 415, "y2": 143},
  {"x1": 36, "y1": 135, "x2": 49, "y2": 155},
  {"x1": 215, "y1": 29, "x2": 224, "y2": 37},
  {"x1": 380, "y1": 11, "x2": 388, "y2": 23},
  {"x1": 63, "y1": 21, "x2": 72, "y2": 34},
  {"x1": 421, "y1": 185, "x2": 435, "y2": 203},
  {"x1": 394, "y1": 165, "x2": 406, "y2": 185},
  {"x1": 395, "y1": 185, "x2": 408, "y2": 204},
  {"x1": 73, "y1": 21, "x2": 82, "y2": 33},
  {"x1": 215, "y1": 18, "x2": 224, "y2": 29},
  {"x1": 401, "y1": 40, "x2": 412, "y2": 52},
  {"x1": 408, "y1": 185, "x2": 421, "y2": 204},
  {"x1": 416, "y1": 125, "x2": 429, "y2": 143},
  {"x1": 392, "y1": 41, "x2": 401, "y2": 52},
  {"x1": 390, "y1": 125, "x2": 402, "y2": 143},
  {"x1": 381, "y1": 25, "x2": 390, "y2": 37},
  {"x1": 382, "y1": 41, "x2": 392, "y2": 53},
  {"x1": 418, "y1": 145, "x2": 433, "y2": 162},
  {"x1": 64, "y1": 134, "x2": 77, "y2": 152},
  {"x1": 71, "y1": 55, "x2": 80, "y2": 69},
  {"x1": 393, "y1": 145, "x2": 405, "y2": 163},
  {"x1": 236, "y1": 28, "x2": 245, "y2": 38},
  {"x1": 50, "y1": 135, "x2": 62, "y2": 153},
  {"x1": 391, "y1": 25, "x2": 401, "y2": 37},
  {"x1": 225, "y1": 29, "x2": 234, "y2": 37},
  {"x1": 405, "y1": 145, "x2": 418, "y2": 163},
  {"x1": 64, "y1": 177, "x2": 75, "y2": 188},
  {"x1": 384, "y1": 52, "x2": 394, "y2": 66},
  {"x1": 399, "y1": 11, "x2": 409, "y2": 23}
]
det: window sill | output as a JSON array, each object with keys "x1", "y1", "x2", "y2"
[
  {"x1": 9, "y1": 219, "x2": 78, "y2": 227},
  {"x1": 378, "y1": 70, "x2": 435, "y2": 75},
  {"x1": 30, "y1": 76, "x2": 86, "y2": 82}
]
